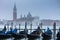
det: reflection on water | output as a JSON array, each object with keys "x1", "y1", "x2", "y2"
[
  {"x1": 0, "y1": 38, "x2": 54, "y2": 40},
  {"x1": 0, "y1": 38, "x2": 40, "y2": 40},
  {"x1": 28, "y1": 38, "x2": 37, "y2": 40},
  {"x1": 42, "y1": 38, "x2": 51, "y2": 40},
  {"x1": 13, "y1": 38, "x2": 27, "y2": 40}
]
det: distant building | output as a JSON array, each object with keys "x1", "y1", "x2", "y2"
[
  {"x1": 3, "y1": 3, "x2": 39, "y2": 25},
  {"x1": 16, "y1": 12, "x2": 39, "y2": 25},
  {"x1": 12, "y1": 4, "x2": 39, "y2": 25},
  {"x1": 2, "y1": 3, "x2": 60, "y2": 26}
]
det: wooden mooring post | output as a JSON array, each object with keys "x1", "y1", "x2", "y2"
[
  {"x1": 40, "y1": 22, "x2": 42, "y2": 28},
  {"x1": 11, "y1": 22, "x2": 13, "y2": 30},
  {"x1": 25, "y1": 22, "x2": 27, "y2": 29},
  {"x1": 53, "y1": 22, "x2": 56, "y2": 40},
  {"x1": 19, "y1": 24, "x2": 21, "y2": 32},
  {"x1": 7, "y1": 23, "x2": 9, "y2": 31},
  {"x1": 30, "y1": 23, "x2": 32, "y2": 33}
]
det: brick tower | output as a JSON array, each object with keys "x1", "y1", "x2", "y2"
[{"x1": 13, "y1": 3, "x2": 17, "y2": 20}]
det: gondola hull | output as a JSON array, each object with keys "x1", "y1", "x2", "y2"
[
  {"x1": 27, "y1": 34, "x2": 40, "y2": 39},
  {"x1": 27, "y1": 27, "x2": 41, "y2": 39},
  {"x1": 0, "y1": 34, "x2": 12, "y2": 39},
  {"x1": 12, "y1": 33, "x2": 27, "y2": 39},
  {"x1": 56, "y1": 32, "x2": 60, "y2": 40},
  {"x1": 56, "y1": 37, "x2": 60, "y2": 40},
  {"x1": 42, "y1": 33, "x2": 52, "y2": 39}
]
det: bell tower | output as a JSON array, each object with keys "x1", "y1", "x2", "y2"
[{"x1": 13, "y1": 3, "x2": 17, "y2": 20}]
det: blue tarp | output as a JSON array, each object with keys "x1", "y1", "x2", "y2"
[
  {"x1": 45, "y1": 27, "x2": 52, "y2": 35},
  {"x1": 5, "y1": 28, "x2": 17, "y2": 34}
]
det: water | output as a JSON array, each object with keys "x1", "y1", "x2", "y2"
[{"x1": 0, "y1": 37, "x2": 55, "y2": 40}]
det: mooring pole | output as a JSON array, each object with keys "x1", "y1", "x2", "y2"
[
  {"x1": 53, "y1": 22, "x2": 56, "y2": 40},
  {"x1": 15, "y1": 25, "x2": 16, "y2": 28},
  {"x1": 25, "y1": 21, "x2": 27, "y2": 40},
  {"x1": 10, "y1": 22, "x2": 13, "y2": 39},
  {"x1": 25, "y1": 22, "x2": 27, "y2": 30},
  {"x1": 7, "y1": 23, "x2": 9, "y2": 31},
  {"x1": 19, "y1": 24, "x2": 21, "y2": 32},
  {"x1": 40, "y1": 22, "x2": 42, "y2": 28},
  {"x1": 11, "y1": 22, "x2": 13, "y2": 30},
  {"x1": 30, "y1": 22, "x2": 32, "y2": 33}
]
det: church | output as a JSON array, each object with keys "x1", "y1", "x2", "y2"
[{"x1": 3, "y1": 4, "x2": 39, "y2": 26}]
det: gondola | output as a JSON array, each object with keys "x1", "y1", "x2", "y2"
[
  {"x1": 0, "y1": 25, "x2": 6, "y2": 34},
  {"x1": 0, "y1": 26, "x2": 9, "y2": 39},
  {"x1": 27, "y1": 26, "x2": 42, "y2": 39},
  {"x1": 6, "y1": 28, "x2": 17, "y2": 34},
  {"x1": 0, "y1": 28, "x2": 17, "y2": 39},
  {"x1": 0, "y1": 33, "x2": 11, "y2": 39},
  {"x1": 56, "y1": 28, "x2": 60, "y2": 40},
  {"x1": 42, "y1": 27, "x2": 52, "y2": 40},
  {"x1": 12, "y1": 28, "x2": 28, "y2": 39}
]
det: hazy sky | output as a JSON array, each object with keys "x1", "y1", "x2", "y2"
[{"x1": 0, "y1": 0, "x2": 60, "y2": 20}]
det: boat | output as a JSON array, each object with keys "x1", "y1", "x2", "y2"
[
  {"x1": 42, "y1": 27, "x2": 52, "y2": 40},
  {"x1": 6, "y1": 28, "x2": 17, "y2": 34},
  {"x1": 0, "y1": 25, "x2": 11, "y2": 39},
  {"x1": 27, "y1": 26, "x2": 42, "y2": 39},
  {"x1": 0, "y1": 25, "x2": 9, "y2": 39},
  {"x1": 0, "y1": 33, "x2": 12, "y2": 39},
  {"x1": 12, "y1": 28, "x2": 28, "y2": 39},
  {"x1": 56, "y1": 28, "x2": 60, "y2": 40},
  {"x1": 0, "y1": 27, "x2": 17, "y2": 39},
  {"x1": 0, "y1": 25, "x2": 6, "y2": 34}
]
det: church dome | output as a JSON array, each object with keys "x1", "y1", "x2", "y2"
[{"x1": 27, "y1": 12, "x2": 32, "y2": 18}]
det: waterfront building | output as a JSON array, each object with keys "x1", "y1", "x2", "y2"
[{"x1": 3, "y1": 4, "x2": 39, "y2": 26}]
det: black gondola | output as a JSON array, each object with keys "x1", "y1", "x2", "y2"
[
  {"x1": 27, "y1": 26, "x2": 41, "y2": 39},
  {"x1": 0, "y1": 33, "x2": 11, "y2": 39},
  {"x1": 0, "y1": 27, "x2": 17, "y2": 39},
  {"x1": 0, "y1": 25, "x2": 11, "y2": 39},
  {"x1": 56, "y1": 28, "x2": 60, "y2": 40},
  {"x1": 0, "y1": 25, "x2": 6, "y2": 34},
  {"x1": 42, "y1": 27, "x2": 52, "y2": 40},
  {"x1": 0, "y1": 25, "x2": 10, "y2": 39},
  {"x1": 12, "y1": 28, "x2": 28, "y2": 39}
]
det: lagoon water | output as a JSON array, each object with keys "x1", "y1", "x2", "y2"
[
  {"x1": 0, "y1": 37, "x2": 54, "y2": 40},
  {"x1": 0, "y1": 24, "x2": 59, "y2": 40}
]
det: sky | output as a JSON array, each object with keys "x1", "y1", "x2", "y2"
[{"x1": 0, "y1": 0, "x2": 60, "y2": 20}]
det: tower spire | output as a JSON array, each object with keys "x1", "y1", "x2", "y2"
[
  {"x1": 13, "y1": 3, "x2": 17, "y2": 20},
  {"x1": 13, "y1": 3, "x2": 16, "y2": 10}
]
